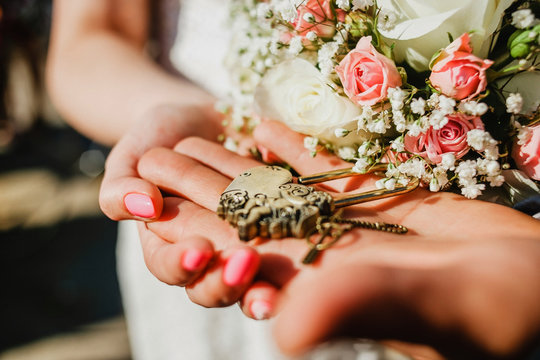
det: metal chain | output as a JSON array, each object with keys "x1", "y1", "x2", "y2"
[{"x1": 302, "y1": 212, "x2": 408, "y2": 264}]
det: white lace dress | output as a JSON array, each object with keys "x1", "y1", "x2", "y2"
[{"x1": 116, "y1": 1, "x2": 285, "y2": 359}]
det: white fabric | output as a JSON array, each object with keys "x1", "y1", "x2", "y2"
[
  {"x1": 116, "y1": 1, "x2": 284, "y2": 359},
  {"x1": 117, "y1": 221, "x2": 283, "y2": 360},
  {"x1": 169, "y1": 0, "x2": 232, "y2": 99}
]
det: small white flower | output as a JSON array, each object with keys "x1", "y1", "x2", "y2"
[
  {"x1": 429, "y1": 177, "x2": 441, "y2": 192},
  {"x1": 288, "y1": 36, "x2": 304, "y2": 56},
  {"x1": 333, "y1": 27, "x2": 349, "y2": 45},
  {"x1": 512, "y1": 9, "x2": 538, "y2": 29},
  {"x1": 375, "y1": 178, "x2": 386, "y2": 189},
  {"x1": 407, "y1": 122, "x2": 423, "y2": 137},
  {"x1": 352, "y1": 157, "x2": 370, "y2": 173},
  {"x1": 214, "y1": 100, "x2": 229, "y2": 114},
  {"x1": 484, "y1": 144, "x2": 499, "y2": 161},
  {"x1": 398, "y1": 158, "x2": 426, "y2": 178},
  {"x1": 429, "y1": 110, "x2": 448, "y2": 130},
  {"x1": 277, "y1": 2, "x2": 298, "y2": 23},
  {"x1": 516, "y1": 125, "x2": 532, "y2": 145},
  {"x1": 357, "y1": 142, "x2": 369, "y2": 156},
  {"x1": 223, "y1": 137, "x2": 238, "y2": 152},
  {"x1": 487, "y1": 174, "x2": 505, "y2": 187},
  {"x1": 384, "y1": 178, "x2": 397, "y2": 190},
  {"x1": 456, "y1": 160, "x2": 477, "y2": 179},
  {"x1": 338, "y1": 146, "x2": 357, "y2": 160},
  {"x1": 440, "y1": 153, "x2": 456, "y2": 170},
  {"x1": 506, "y1": 93, "x2": 523, "y2": 114},
  {"x1": 410, "y1": 98, "x2": 426, "y2": 115},
  {"x1": 458, "y1": 100, "x2": 488, "y2": 116},
  {"x1": 427, "y1": 93, "x2": 440, "y2": 108},
  {"x1": 461, "y1": 182, "x2": 485, "y2": 199},
  {"x1": 390, "y1": 137, "x2": 405, "y2": 152},
  {"x1": 306, "y1": 31, "x2": 318, "y2": 41},
  {"x1": 467, "y1": 129, "x2": 496, "y2": 152},
  {"x1": 256, "y1": 3, "x2": 273, "y2": 21},
  {"x1": 378, "y1": 8, "x2": 398, "y2": 31},
  {"x1": 392, "y1": 110, "x2": 406, "y2": 132},
  {"x1": 255, "y1": 60, "x2": 266, "y2": 73},
  {"x1": 433, "y1": 166, "x2": 449, "y2": 189},
  {"x1": 336, "y1": 0, "x2": 350, "y2": 11},
  {"x1": 303, "y1": 136, "x2": 319, "y2": 151},
  {"x1": 485, "y1": 160, "x2": 500, "y2": 176},
  {"x1": 387, "y1": 87, "x2": 406, "y2": 110},
  {"x1": 264, "y1": 57, "x2": 274, "y2": 67},
  {"x1": 385, "y1": 163, "x2": 400, "y2": 178},
  {"x1": 334, "y1": 128, "x2": 350, "y2": 138},
  {"x1": 368, "y1": 118, "x2": 390, "y2": 133},
  {"x1": 352, "y1": 0, "x2": 374, "y2": 11},
  {"x1": 438, "y1": 95, "x2": 456, "y2": 114},
  {"x1": 303, "y1": 12, "x2": 315, "y2": 23}
]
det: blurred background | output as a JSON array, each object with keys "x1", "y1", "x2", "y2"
[{"x1": 0, "y1": 1, "x2": 130, "y2": 359}]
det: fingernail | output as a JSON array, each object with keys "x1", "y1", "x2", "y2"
[
  {"x1": 124, "y1": 193, "x2": 155, "y2": 218},
  {"x1": 250, "y1": 300, "x2": 273, "y2": 320},
  {"x1": 182, "y1": 249, "x2": 210, "y2": 272},
  {"x1": 223, "y1": 249, "x2": 256, "y2": 286}
]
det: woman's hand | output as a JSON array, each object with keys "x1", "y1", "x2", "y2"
[
  {"x1": 135, "y1": 121, "x2": 540, "y2": 330},
  {"x1": 98, "y1": 103, "x2": 221, "y2": 221},
  {"x1": 98, "y1": 103, "x2": 273, "y2": 304}
]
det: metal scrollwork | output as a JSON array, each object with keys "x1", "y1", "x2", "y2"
[{"x1": 217, "y1": 166, "x2": 334, "y2": 241}]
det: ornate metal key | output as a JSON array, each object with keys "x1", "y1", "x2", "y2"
[{"x1": 217, "y1": 165, "x2": 418, "y2": 263}]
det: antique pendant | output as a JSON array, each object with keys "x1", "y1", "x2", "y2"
[{"x1": 217, "y1": 165, "x2": 418, "y2": 263}]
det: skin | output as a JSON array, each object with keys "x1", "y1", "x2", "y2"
[
  {"x1": 46, "y1": 0, "x2": 264, "y2": 301},
  {"x1": 136, "y1": 120, "x2": 540, "y2": 359},
  {"x1": 46, "y1": 2, "x2": 540, "y2": 357}
]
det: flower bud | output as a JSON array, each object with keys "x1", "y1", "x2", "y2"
[
  {"x1": 345, "y1": 12, "x2": 371, "y2": 38},
  {"x1": 511, "y1": 43, "x2": 530, "y2": 58},
  {"x1": 508, "y1": 24, "x2": 540, "y2": 58}
]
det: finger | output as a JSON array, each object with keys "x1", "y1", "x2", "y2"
[
  {"x1": 138, "y1": 147, "x2": 232, "y2": 210},
  {"x1": 100, "y1": 135, "x2": 164, "y2": 220},
  {"x1": 239, "y1": 281, "x2": 280, "y2": 320},
  {"x1": 273, "y1": 263, "x2": 408, "y2": 356},
  {"x1": 174, "y1": 137, "x2": 261, "y2": 178},
  {"x1": 146, "y1": 197, "x2": 239, "y2": 251},
  {"x1": 186, "y1": 246, "x2": 260, "y2": 307},
  {"x1": 253, "y1": 121, "x2": 377, "y2": 192},
  {"x1": 99, "y1": 105, "x2": 204, "y2": 221},
  {"x1": 137, "y1": 221, "x2": 214, "y2": 286}
]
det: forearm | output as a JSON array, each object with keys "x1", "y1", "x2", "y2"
[{"x1": 46, "y1": 2, "x2": 221, "y2": 146}]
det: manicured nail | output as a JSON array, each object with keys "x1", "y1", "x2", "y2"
[
  {"x1": 182, "y1": 249, "x2": 210, "y2": 272},
  {"x1": 223, "y1": 249, "x2": 256, "y2": 286},
  {"x1": 124, "y1": 193, "x2": 155, "y2": 218},
  {"x1": 250, "y1": 300, "x2": 273, "y2": 320}
]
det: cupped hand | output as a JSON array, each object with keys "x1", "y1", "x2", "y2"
[
  {"x1": 135, "y1": 120, "x2": 540, "y2": 330},
  {"x1": 99, "y1": 103, "x2": 222, "y2": 222},
  {"x1": 98, "y1": 103, "x2": 266, "y2": 300}
]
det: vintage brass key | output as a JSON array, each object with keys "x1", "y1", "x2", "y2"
[{"x1": 217, "y1": 165, "x2": 418, "y2": 263}]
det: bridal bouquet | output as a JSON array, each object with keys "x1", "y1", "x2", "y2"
[{"x1": 223, "y1": 0, "x2": 539, "y2": 199}]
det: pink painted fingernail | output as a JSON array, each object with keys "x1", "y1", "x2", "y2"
[
  {"x1": 124, "y1": 193, "x2": 155, "y2": 218},
  {"x1": 250, "y1": 300, "x2": 273, "y2": 320},
  {"x1": 182, "y1": 249, "x2": 210, "y2": 272},
  {"x1": 223, "y1": 249, "x2": 256, "y2": 286}
]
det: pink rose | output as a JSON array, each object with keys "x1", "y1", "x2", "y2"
[
  {"x1": 335, "y1": 36, "x2": 402, "y2": 106},
  {"x1": 404, "y1": 113, "x2": 484, "y2": 164},
  {"x1": 291, "y1": 0, "x2": 345, "y2": 39},
  {"x1": 429, "y1": 33, "x2": 493, "y2": 100},
  {"x1": 512, "y1": 124, "x2": 540, "y2": 180}
]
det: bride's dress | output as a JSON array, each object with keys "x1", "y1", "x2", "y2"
[{"x1": 116, "y1": 1, "x2": 284, "y2": 359}]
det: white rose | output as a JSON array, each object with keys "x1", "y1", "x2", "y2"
[
  {"x1": 377, "y1": 0, "x2": 514, "y2": 71},
  {"x1": 254, "y1": 58, "x2": 367, "y2": 145}
]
